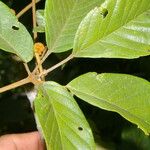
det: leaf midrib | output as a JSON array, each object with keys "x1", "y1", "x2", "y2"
[
  {"x1": 45, "y1": 86, "x2": 91, "y2": 149},
  {"x1": 44, "y1": 88, "x2": 64, "y2": 150},
  {"x1": 0, "y1": 32, "x2": 18, "y2": 55},
  {"x1": 47, "y1": 1, "x2": 78, "y2": 52},
  {"x1": 77, "y1": 6, "x2": 150, "y2": 52},
  {"x1": 68, "y1": 86, "x2": 150, "y2": 129}
]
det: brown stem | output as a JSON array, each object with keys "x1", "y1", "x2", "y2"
[
  {"x1": 0, "y1": 73, "x2": 42, "y2": 93},
  {"x1": 0, "y1": 77, "x2": 31, "y2": 93},
  {"x1": 41, "y1": 50, "x2": 52, "y2": 63},
  {"x1": 23, "y1": 63, "x2": 31, "y2": 75},
  {"x1": 16, "y1": 0, "x2": 41, "y2": 18},
  {"x1": 35, "y1": 53, "x2": 43, "y2": 74},
  {"x1": 32, "y1": 0, "x2": 37, "y2": 39},
  {"x1": 31, "y1": 0, "x2": 44, "y2": 80},
  {"x1": 40, "y1": 54, "x2": 74, "y2": 77},
  {"x1": 32, "y1": 50, "x2": 51, "y2": 75},
  {"x1": 35, "y1": 53, "x2": 45, "y2": 81}
]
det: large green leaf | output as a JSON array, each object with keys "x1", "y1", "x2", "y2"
[
  {"x1": 67, "y1": 73, "x2": 150, "y2": 135},
  {"x1": 73, "y1": 0, "x2": 150, "y2": 59},
  {"x1": 0, "y1": 2, "x2": 33, "y2": 62},
  {"x1": 45, "y1": 0, "x2": 104, "y2": 53},
  {"x1": 34, "y1": 81, "x2": 95, "y2": 150}
]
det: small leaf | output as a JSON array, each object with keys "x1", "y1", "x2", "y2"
[
  {"x1": 0, "y1": 2, "x2": 33, "y2": 62},
  {"x1": 34, "y1": 81, "x2": 95, "y2": 150},
  {"x1": 73, "y1": 0, "x2": 150, "y2": 59},
  {"x1": 45, "y1": 0, "x2": 104, "y2": 53},
  {"x1": 67, "y1": 73, "x2": 150, "y2": 135},
  {"x1": 36, "y1": 9, "x2": 45, "y2": 32}
]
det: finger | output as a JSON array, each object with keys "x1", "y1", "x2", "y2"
[{"x1": 0, "y1": 131, "x2": 44, "y2": 150}]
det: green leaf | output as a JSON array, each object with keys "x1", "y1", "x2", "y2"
[
  {"x1": 33, "y1": 26, "x2": 45, "y2": 33},
  {"x1": 36, "y1": 9, "x2": 45, "y2": 32},
  {"x1": 73, "y1": 0, "x2": 150, "y2": 59},
  {"x1": 67, "y1": 73, "x2": 150, "y2": 135},
  {"x1": 45, "y1": 0, "x2": 104, "y2": 53},
  {"x1": 34, "y1": 81, "x2": 95, "y2": 150},
  {"x1": 0, "y1": 2, "x2": 33, "y2": 62}
]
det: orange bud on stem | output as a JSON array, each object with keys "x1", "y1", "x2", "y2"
[{"x1": 34, "y1": 42, "x2": 45, "y2": 55}]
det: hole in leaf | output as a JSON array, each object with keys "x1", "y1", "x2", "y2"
[
  {"x1": 78, "y1": 126, "x2": 83, "y2": 131},
  {"x1": 100, "y1": 8, "x2": 108, "y2": 18},
  {"x1": 12, "y1": 26, "x2": 19, "y2": 30}
]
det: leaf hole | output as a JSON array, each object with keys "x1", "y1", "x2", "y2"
[
  {"x1": 100, "y1": 8, "x2": 108, "y2": 18},
  {"x1": 12, "y1": 25, "x2": 19, "y2": 30},
  {"x1": 78, "y1": 126, "x2": 83, "y2": 131}
]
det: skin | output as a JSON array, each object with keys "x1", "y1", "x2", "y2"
[{"x1": 0, "y1": 131, "x2": 44, "y2": 150}]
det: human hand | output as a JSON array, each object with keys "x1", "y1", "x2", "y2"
[{"x1": 0, "y1": 131, "x2": 44, "y2": 150}]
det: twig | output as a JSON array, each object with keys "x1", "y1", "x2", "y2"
[
  {"x1": 0, "y1": 0, "x2": 45, "y2": 94},
  {"x1": 32, "y1": 48, "x2": 51, "y2": 74},
  {"x1": 41, "y1": 46, "x2": 48, "y2": 60},
  {"x1": 39, "y1": 54, "x2": 74, "y2": 77},
  {"x1": 35, "y1": 53, "x2": 43, "y2": 75},
  {"x1": 0, "y1": 73, "x2": 42, "y2": 93},
  {"x1": 32, "y1": 0, "x2": 38, "y2": 39},
  {"x1": 41, "y1": 49, "x2": 52, "y2": 63},
  {"x1": 16, "y1": 0, "x2": 41, "y2": 19},
  {"x1": 23, "y1": 63, "x2": 31, "y2": 75},
  {"x1": 31, "y1": 0, "x2": 44, "y2": 80},
  {"x1": 0, "y1": 77, "x2": 31, "y2": 93}
]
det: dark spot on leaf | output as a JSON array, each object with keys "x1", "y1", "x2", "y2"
[
  {"x1": 78, "y1": 127, "x2": 83, "y2": 131},
  {"x1": 100, "y1": 8, "x2": 108, "y2": 18},
  {"x1": 12, "y1": 25, "x2": 19, "y2": 30},
  {"x1": 66, "y1": 88, "x2": 71, "y2": 93},
  {"x1": 146, "y1": 13, "x2": 150, "y2": 16},
  {"x1": 147, "y1": 50, "x2": 150, "y2": 52}
]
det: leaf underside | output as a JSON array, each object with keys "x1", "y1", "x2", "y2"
[
  {"x1": 34, "y1": 82, "x2": 95, "y2": 150},
  {"x1": 0, "y1": 2, "x2": 33, "y2": 62},
  {"x1": 36, "y1": 10, "x2": 45, "y2": 33},
  {"x1": 67, "y1": 73, "x2": 150, "y2": 135},
  {"x1": 73, "y1": 0, "x2": 150, "y2": 59},
  {"x1": 45, "y1": 0, "x2": 104, "y2": 53}
]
